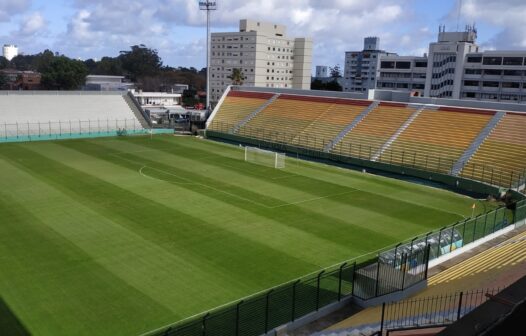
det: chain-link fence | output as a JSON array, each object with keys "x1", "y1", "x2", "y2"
[{"x1": 207, "y1": 120, "x2": 526, "y2": 190}]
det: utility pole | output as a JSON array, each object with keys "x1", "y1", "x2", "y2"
[{"x1": 199, "y1": 1, "x2": 217, "y2": 114}]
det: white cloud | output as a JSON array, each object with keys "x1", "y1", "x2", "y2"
[
  {"x1": 451, "y1": 0, "x2": 526, "y2": 49},
  {"x1": 19, "y1": 12, "x2": 47, "y2": 36},
  {"x1": 0, "y1": 0, "x2": 31, "y2": 22}
]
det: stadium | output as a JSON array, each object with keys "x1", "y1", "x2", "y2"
[{"x1": 0, "y1": 85, "x2": 525, "y2": 336}]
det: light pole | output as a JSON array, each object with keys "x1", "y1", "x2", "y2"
[{"x1": 199, "y1": 1, "x2": 217, "y2": 114}]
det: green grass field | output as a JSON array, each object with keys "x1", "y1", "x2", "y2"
[{"x1": 0, "y1": 135, "x2": 496, "y2": 336}]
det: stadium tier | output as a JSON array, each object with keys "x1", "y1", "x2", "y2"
[
  {"x1": 207, "y1": 91, "x2": 275, "y2": 131},
  {"x1": 381, "y1": 107, "x2": 494, "y2": 173},
  {"x1": 242, "y1": 95, "x2": 372, "y2": 148},
  {"x1": 335, "y1": 102, "x2": 418, "y2": 159},
  {"x1": 208, "y1": 88, "x2": 526, "y2": 188},
  {"x1": 0, "y1": 92, "x2": 146, "y2": 139},
  {"x1": 461, "y1": 113, "x2": 526, "y2": 185}
]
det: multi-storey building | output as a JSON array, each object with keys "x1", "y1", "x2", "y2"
[
  {"x1": 209, "y1": 19, "x2": 312, "y2": 102},
  {"x1": 343, "y1": 37, "x2": 397, "y2": 92},
  {"x1": 461, "y1": 51, "x2": 526, "y2": 103},
  {"x1": 423, "y1": 26, "x2": 479, "y2": 99},
  {"x1": 377, "y1": 56, "x2": 428, "y2": 96},
  {"x1": 347, "y1": 27, "x2": 526, "y2": 104}
]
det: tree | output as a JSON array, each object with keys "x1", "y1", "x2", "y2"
[
  {"x1": 0, "y1": 72, "x2": 7, "y2": 89},
  {"x1": 329, "y1": 64, "x2": 342, "y2": 78},
  {"x1": 119, "y1": 45, "x2": 162, "y2": 81},
  {"x1": 40, "y1": 57, "x2": 89, "y2": 90},
  {"x1": 325, "y1": 79, "x2": 343, "y2": 91},
  {"x1": 227, "y1": 68, "x2": 245, "y2": 85},
  {"x1": 311, "y1": 79, "x2": 324, "y2": 90},
  {"x1": 0, "y1": 56, "x2": 8, "y2": 70},
  {"x1": 93, "y1": 57, "x2": 123, "y2": 76}
]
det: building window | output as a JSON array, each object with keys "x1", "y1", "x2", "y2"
[
  {"x1": 482, "y1": 57, "x2": 502, "y2": 65},
  {"x1": 466, "y1": 56, "x2": 482, "y2": 63},
  {"x1": 502, "y1": 82, "x2": 520, "y2": 88},
  {"x1": 503, "y1": 57, "x2": 523, "y2": 66},
  {"x1": 381, "y1": 61, "x2": 395, "y2": 69},
  {"x1": 482, "y1": 81, "x2": 499, "y2": 87},
  {"x1": 484, "y1": 69, "x2": 502, "y2": 76},
  {"x1": 415, "y1": 61, "x2": 427, "y2": 67},
  {"x1": 465, "y1": 69, "x2": 482, "y2": 75},
  {"x1": 503, "y1": 70, "x2": 523, "y2": 76}
]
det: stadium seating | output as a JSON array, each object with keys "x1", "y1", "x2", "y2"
[
  {"x1": 382, "y1": 107, "x2": 494, "y2": 173},
  {"x1": 239, "y1": 95, "x2": 371, "y2": 146},
  {"x1": 0, "y1": 92, "x2": 145, "y2": 138},
  {"x1": 460, "y1": 113, "x2": 526, "y2": 186},
  {"x1": 209, "y1": 89, "x2": 526, "y2": 186},
  {"x1": 208, "y1": 91, "x2": 275, "y2": 132},
  {"x1": 334, "y1": 103, "x2": 417, "y2": 159},
  {"x1": 324, "y1": 230, "x2": 526, "y2": 335}
]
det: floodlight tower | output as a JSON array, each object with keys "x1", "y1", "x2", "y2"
[{"x1": 199, "y1": 1, "x2": 217, "y2": 114}]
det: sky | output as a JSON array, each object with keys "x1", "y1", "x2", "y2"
[{"x1": 1, "y1": 0, "x2": 526, "y2": 70}]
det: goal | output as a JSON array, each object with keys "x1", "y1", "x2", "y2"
[{"x1": 244, "y1": 146, "x2": 285, "y2": 168}]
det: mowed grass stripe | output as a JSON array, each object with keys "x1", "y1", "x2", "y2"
[
  {"x1": 99, "y1": 137, "x2": 463, "y2": 233},
  {"x1": 2, "y1": 144, "x2": 321, "y2": 291},
  {"x1": 0, "y1": 188, "x2": 173, "y2": 336},
  {"x1": 50, "y1": 139, "x2": 363, "y2": 266},
  {"x1": 151, "y1": 136, "x2": 479, "y2": 218},
  {"x1": 64, "y1": 139, "x2": 398, "y2": 251},
  {"x1": 0, "y1": 136, "x2": 492, "y2": 336},
  {"x1": 0, "y1": 158, "x2": 258, "y2": 328}
]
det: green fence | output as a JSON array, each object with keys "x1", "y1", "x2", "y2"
[
  {"x1": 207, "y1": 120, "x2": 526, "y2": 190},
  {"x1": 0, "y1": 119, "x2": 174, "y2": 143},
  {"x1": 379, "y1": 206, "x2": 512, "y2": 266},
  {"x1": 149, "y1": 247, "x2": 430, "y2": 336},
  {"x1": 516, "y1": 199, "x2": 526, "y2": 224}
]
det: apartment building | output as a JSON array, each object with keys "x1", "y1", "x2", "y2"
[
  {"x1": 343, "y1": 37, "x2": 396, "y2": 92},
  {"x1": 377, "y1": 56, "x2": 428, "y2": 96},
  {"x1": 346, "y1": 27, "x2": 526, "y2": 103},
  {"x1": 461, "y1": 51, "x2": 526, "y2": 103},
  {"x1": 209, "y1": 19, "x2": 312, "y2": 102}
]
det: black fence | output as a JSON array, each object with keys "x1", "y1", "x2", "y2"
[
  {"x1": 380, "y1": 288, "x2": 500, "y2": 334},
  {"x1": 208, "y1": 120, "x2": 526, "y2": 190}
]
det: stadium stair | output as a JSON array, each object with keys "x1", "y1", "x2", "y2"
[
  {"x1": 124, "y1": 92, "x2": 151, "y2": 128},
  {"x1": 231, "y1": 94, "x2": 280, "y2": 134},
  {"x1": 321, "y1": 230, "x2": 526, "y2": 335},
  {"x1": 371, "y1": 104, "x2": 427, "y2": 161},
  {"x1": 450, "y1": 111, "x2": 506, "y2": 176},
  {"x1": 459, "y1": 113, "x2": 526, "y2": 186},
  {"x1": 323, "y1": 101, "x2": 379, "y2": 152}
]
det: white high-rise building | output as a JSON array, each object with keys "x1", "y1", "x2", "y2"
[
  {"x1": 210, "y1": 19, "x2": 312, "y2": 102},
  {"x1": 423, "y1": 26, "x2": 479, "y2": 99},
  {"x1": 347, "y1": 26, "x2": 526, "y2": 104},
  {"x1": 2, "y1": 44, "x2": 18, "y2": 61}
]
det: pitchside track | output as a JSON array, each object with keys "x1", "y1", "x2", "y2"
[{"x1": 0, "y1": 135, "x2": 497, "y2": 335}]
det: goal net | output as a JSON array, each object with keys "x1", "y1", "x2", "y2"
[{"x1": 245, "y1": 146, "x2": 285, "y2": 168}]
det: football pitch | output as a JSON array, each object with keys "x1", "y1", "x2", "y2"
[{"x1": 0, "y1": 135, "x2": 495, "y2": 336}]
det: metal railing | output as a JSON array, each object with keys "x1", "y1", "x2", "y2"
[
  {"x1": 208, "y1": 120, "x2": 526, "y2": 190},
  {"x1": 0, "y1": 119, "x2": 152, "y2": 143},
  {"x1": 147, "y1": 248, "x2": 429, "y2": 336},
  {"x1": 379, "y1": 288, "x2": 501, "y2": 334},
  {"x1": 379, "y1": 206, "x2": 513, "y2": 266}
]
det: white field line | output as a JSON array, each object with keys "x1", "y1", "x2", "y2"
[{"x1": 269, "y1": 190, "x2": 359, "y2": 209}]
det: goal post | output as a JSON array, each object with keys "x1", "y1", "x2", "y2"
[{"x1": 244, "y1": 146, "x2": 285, "y2": 168}]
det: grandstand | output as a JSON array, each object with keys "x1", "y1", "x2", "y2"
[
  {"x1": 0, "y1": 91, "x2": 149, "y2": 140},
  {"x1": 207, "y1": 87, "x2": 526, "y2": 189}
]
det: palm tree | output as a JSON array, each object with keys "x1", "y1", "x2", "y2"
[{"x1": 227, "y1": 68, "x2": 245, "y2": 85}]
